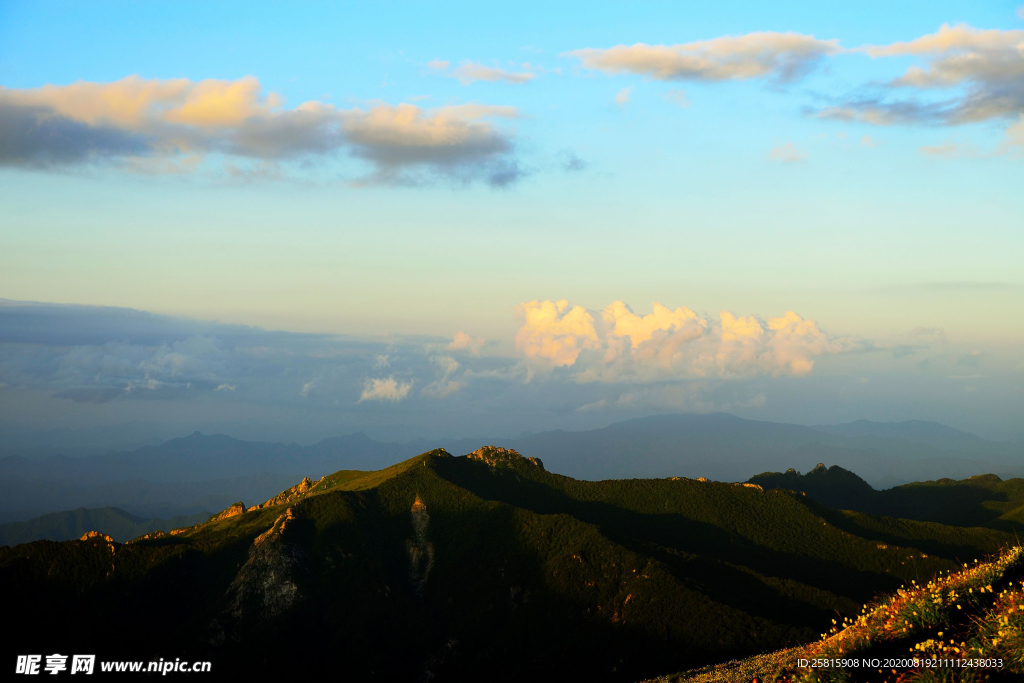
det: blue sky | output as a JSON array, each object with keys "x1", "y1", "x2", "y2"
[{"x1": 0, "y1": 1, "x2": 1022, "y2": 442}]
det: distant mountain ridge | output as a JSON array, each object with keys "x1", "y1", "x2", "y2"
[
  {"x1": 0, "y1": 507, "x2": 210, "y2": 546},
  {"x1": 434, "y1": 413, "x2": 1022, "y2": 487},
  {"x1": 0, "y1": 430, "x2": 416, "y2": 484},
  {"x1": 0, "y1": 413, "x2": 1019, "y2": 523},
  {"x1": 751, "y1": 463, "x2": 1024, "y2": 530}
]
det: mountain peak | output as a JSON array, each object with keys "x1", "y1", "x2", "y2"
[{"x1": 466, "y1": 445, "x2": 544, "y2": 470}]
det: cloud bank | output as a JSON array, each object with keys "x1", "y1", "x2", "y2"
[
  {"x1": 817, "y1": 24, "x2": 1024, "y2": 146},
  {"x1": 0, "y1": 76, "x2": 523, "y2": 184},
  {"x1": 514, "y1": 299, "x2": 861, "y2": 381},
  {"x1": 0, "y1": 300, "x2": 1013, "y2": 441}
]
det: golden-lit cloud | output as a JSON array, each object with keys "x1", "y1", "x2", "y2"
[
  {"x1": 514, "y1": 299, "x2": 600, "y2": 367},
  {"x1": 602, "y1": 301, "x2": 703, "y2": 348},
  {"x1": 0, "y1": 76, "x2": 523, "y2": 183},
  {"x1": 567, "y1": 32, "x2": 840, "y2": 83},
  {"x1": 516, "y1": 299, "x2": 860, "y2": 381}
]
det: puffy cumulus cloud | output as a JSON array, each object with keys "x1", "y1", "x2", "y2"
[
  {"x1": 768, "y1": 141, "x2": 807, "y2": 163},
  {"x1": 448, "y1": 331, "x2": 485, "y2": 355},
  {"x1": 817, "y1": 25, "x2": 1024, "y2": 146},
  {"x1": 0, "y1": 76, "x2": 523, "y2": 184},
  {"x1": 602, "y1": 301, "x2": 704, "y2": 349},
  {"x1": 515, "y1": 300, "x2": 860, "y2": 381},
  {"x1": 358, "y1": 376, "x2": 413, "y2": 402},
  {"x1": 514, "y1": 300, "x2": 601, "y2": 367},
  {"x1": 429, "y1": 60, "x2": 535, "y2": 85},
  {"x1": 566, "y1": 32, "x2": 840, "y2": 83}
]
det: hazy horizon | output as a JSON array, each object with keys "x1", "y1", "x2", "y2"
[{"x1": 2, "y1": 2, "x2": 1023, "y2": 444}]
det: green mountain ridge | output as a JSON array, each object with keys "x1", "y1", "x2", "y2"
[
  {"x1": 1, "y1": 447, "x2": 1020, "y2": 681},
  {"x1": 751, "y1": 464, "x2": 1024, "y2": 531}
]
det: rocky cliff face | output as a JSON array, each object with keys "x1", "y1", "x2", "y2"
[
  {"x1": 209, "y1": 506, "x2": 308, "y2": 644},
  {"x1": 247, "y1": 476, "x2": 322, "y2": 511},
  {"x1": 406, "y1": 496, "x2": 433, "y2": 595},
  {"x1": 466, "y1": 446, "x2": 544, "y2": 471},
  {"x1": 208, "y1": 501, "x2": 246, "y2": 522}
]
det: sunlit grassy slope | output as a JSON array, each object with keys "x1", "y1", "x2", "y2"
[
  {"x1": 1, "y1": 448, "x2": 1019, "y2": 682},
  {"x1": 654, "y1": 546, "x2": 1024, "y2": 683}
]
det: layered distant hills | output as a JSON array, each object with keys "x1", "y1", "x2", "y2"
[
  {"x1": 2, "y1": 447, "x2": 1018, "y2": 682},
  {"x1": 0, "y1": 507, "x2": 211, "y2": 546},
  {"x1": 1, "y1": 414, "x2": 1019, "y2": 523}
]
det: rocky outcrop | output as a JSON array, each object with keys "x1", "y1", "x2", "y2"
[
  {"x1": 466, "y1": 446, "x2": 544, "y2": 471},
  {"x1": 209, "y1": 506, "x2": 308, "y2": 645},
  {"x1": 406, "y1": 496, "x2": 434, "y2": 595},
  {"x1": 247, "y1": 476, "x2": 322, "y2": 512},
  {"x1": 79, "y1": 531, "x2": 118, "y2": 554},
  {"x1": 208, "y1": 502, "x2": 246, "y2": 522}
]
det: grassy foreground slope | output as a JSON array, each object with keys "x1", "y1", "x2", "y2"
[
  {"x1": 656, "y1": 546, "x2": 1024, "y2": 682},
  {"x1": 0, "y1": 448, "x2": 1017, "y2": 682}
]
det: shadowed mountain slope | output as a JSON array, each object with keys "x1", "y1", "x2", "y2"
[
  {"x1": 1, "y1": 447, "x2": 1017, "y2": 682},
  {"x1": 751, "y1": 464, "x2": 1024, "y2": 531}
]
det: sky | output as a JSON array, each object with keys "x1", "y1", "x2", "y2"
[{"x1": 0, "y1": 1, "x2": 1022, "y2": 445}]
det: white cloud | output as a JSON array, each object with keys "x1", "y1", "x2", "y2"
[
  {"x1": 860, "y1": 134, "x2": 877, "y2": 147},
  {"x1": 421, "y1": 356, "x2": 465, "y2": 398},
  {"x1": 768, "y1": 142, "x2": 807, "y2": 163},
  {"x1": 567, "y1": 32, "x2": 840, "y2": 83},
  {"x1": 428, "y1": 59, "x2": 535, "y2": 85},
  {"x1": 664, "y1": 89, "x2": 689, "y2": 107},
  {"x1": 450, "y1": 62, "x2": 535, "y2": 85},
  {"x1": 615, "y1": 87, "x2": 631, "y2": 106},
  {"x1": 359, "y1": 376, "x2": 413, "y2": 402},
  {"x1": 373, "y1": 354, "x2": 390, "y2": 369},
  {"x1": 215, "y1": 383, "x2": 236, "y2": 391},
  {"x1": 919, "y1": 141, "x2": 978, "y2": 158},
  {"x1": 301, "y1": 380, "x2": 316, "y2": 397}
]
